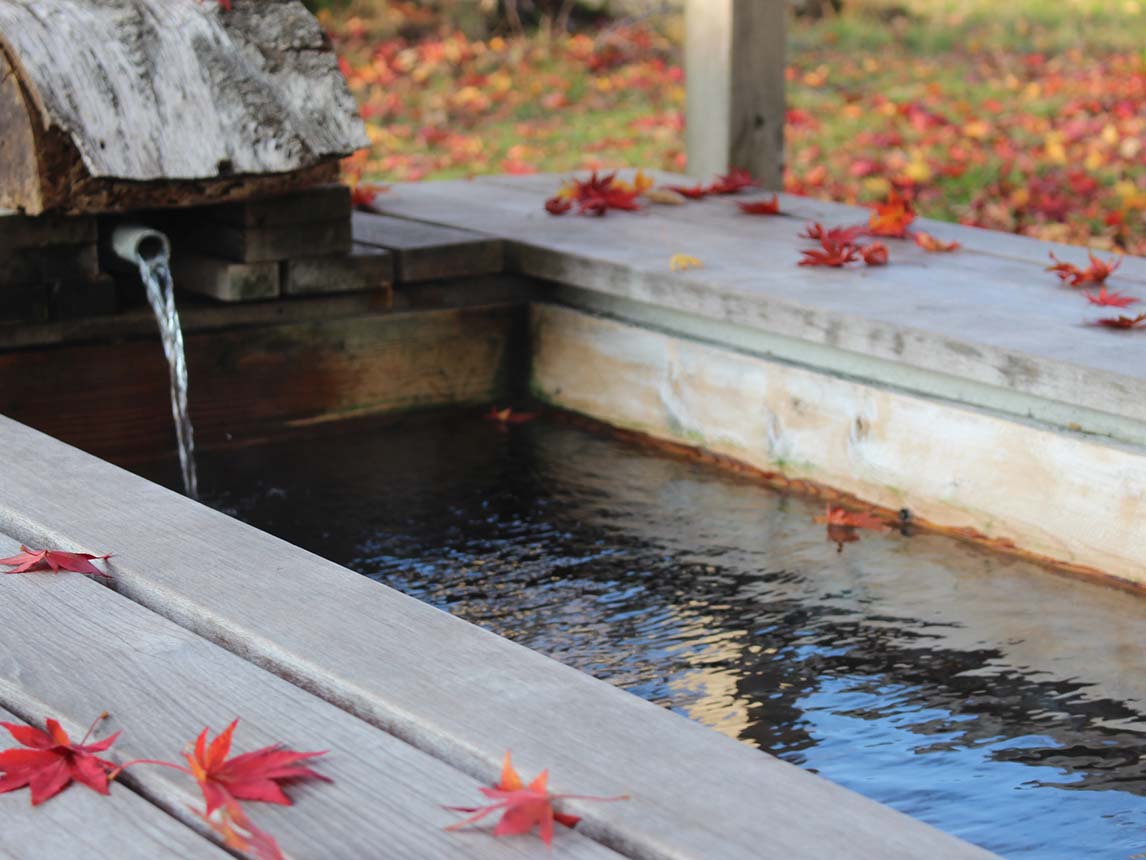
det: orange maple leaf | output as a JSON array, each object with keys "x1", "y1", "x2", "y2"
[
  {"x1": 445, "y1": 751, "x2": 627, "y2": 847},
  {"x1": 913, "y1": 232, "x2": 961, "y2": 252},
  {"x1": 868, "y1": 191, "x2": 915, "y2": 238}
]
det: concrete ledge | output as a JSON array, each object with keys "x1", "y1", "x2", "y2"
[{"x1": 531, "y1": 302, "x2": 1146, "y2": 585}]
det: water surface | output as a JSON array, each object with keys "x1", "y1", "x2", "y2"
[{"x1": 143, "y1": 415, "x2": 1146, "y2": 858}]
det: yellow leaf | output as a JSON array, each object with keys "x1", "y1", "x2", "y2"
[
  {"x1": 669, "y1": 254, "x2": 703, "y2": 272},
  {"x1": 647, "y1": 188, "x2": 686, "y2": 205}
]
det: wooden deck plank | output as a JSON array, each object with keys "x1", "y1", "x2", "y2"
[
  {"x1": 0, "y1": 704, "x2": 230, "y2": 860},
  {"x1": 0, "y1": 418, "x2": 995, "y2": 860},
  {"x1": 352, "y1": 212, "x2": 504, "y2": 283},
  {"x1": 0, "y1": 535, "x2": 624, "y2": 860},
  {"x1": 372, "y1": 175, "x2": 1146, "y2": 432}
]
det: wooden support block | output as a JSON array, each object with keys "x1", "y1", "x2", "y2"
[
  {"x1": 685, "y1": 0, "x2": 786, "y2": 188},
  {"x1": 0, "y1": 213, "x2": 97, "y2": 248},
  {"x1": 179, "y1": 217, "x2": 352, "y2": 263},
  {"x1": 352, "y1": 212, "x2": 503, "y2": 283},
  {"x1": 200, "y1": 184, "x2": 352, "y2": 228},
  {"x1": 0, "y1": 243, "x2": 100, "y2": 287},
  {"x1": 173, "y1": 256, "x2": 280, "y2": 303},
  {"x1": 282, "y1": 245, "x2": 394, "y2": 296},
  {"x1": 0, "y1": 284, "x2": 49, "y2": 324},
  {"x1": 50, "y1": 275, "x2": 118, "y2": 319}
]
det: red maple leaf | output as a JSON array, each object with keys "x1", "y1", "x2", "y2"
[
  {"x1": 737, "y1": 195, "x2": 781, "y2": 215},
  {"x1": 862, "y1": 242, "x2": 889, "y2": 266},
  {"x1": 1091, "y1": 311, "x2": 1146, "y2": 329},
  {"x1": 0, "y1": 714, "x2": 120, "y2": 806},
  {"x1": 663, "y1": 183, "x2": 709, "y2": 200},
  {"x1": 184, "y1": 720, "x2": 329, "y2": 816},
  {"x1": 196, "y1": 799, "x2": 284, "y2": 860},
  {"x1": 1084, "y1": 287, "x2": 1137, "y2": 308},
  {"x1": 799, "y1": 238, "x2": 861, "y2": 267},
  {"x1": 351, "y1": 183, "x2": 389, "y2": 213},
  {"x1": 445, "y1": 751, "x2": 626, "y2": 847},
  {"x1": 545, "y1": 197, "x2": 572, "y2": 215},
  {"x1": 801, "y1": 222, "x2": 865, "y2": 244},
  {"x1": 868, "y1": 190, "x2": 915, "y2": 238},
  {"x1": 1048, "y1": 252, "x2": 1122, "y2": 287},
  {"x1": 0, "y1": 546, "x2": 111, "y2": 577},
  {"x1": 572, "y1": 172, "x2": 641, "y2": 215},
  {"x1": 707, "y1": 168, "x2": 761, "y2": 195}
]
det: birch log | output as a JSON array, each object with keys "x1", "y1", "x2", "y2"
[{"x1": 0, "y1": 0, "x2": 368, "y2": 214}]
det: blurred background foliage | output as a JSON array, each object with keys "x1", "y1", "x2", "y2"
[{"x1": 324, "y1": 0, "x2": 1146, "y2": 253}]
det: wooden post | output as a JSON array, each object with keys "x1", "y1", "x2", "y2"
[{"x1": 685, "y1": 0, "x2": 786, "y2": 189}]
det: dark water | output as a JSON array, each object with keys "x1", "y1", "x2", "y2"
[{"x1": 142, "y1": 415, "x2": 1146, "y2": 859}]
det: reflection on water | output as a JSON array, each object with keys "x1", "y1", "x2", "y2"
[{"x1": 147, "y1": 415, "x2": 1146, "y2": 858}]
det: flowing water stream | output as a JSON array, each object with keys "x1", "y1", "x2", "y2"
[{"x1": 136, "y1": 253, "x2": 198, "y2": 499}]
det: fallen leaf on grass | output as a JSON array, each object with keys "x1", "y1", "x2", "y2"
[
  {"x1": 737, "y1": 195, "x2": 782, "y2": 215},
  {"x1": 445, "y1": 751, "x2": 627, "y2": 847},
  {"x1": 0, "y1": 714, "x2": 119, "y2": 805},
  {"x1": 913, "y1": 232, "x2": 961, "y2": 252},
  {"x1": 868, "y1": 190, "x2": 915, "y2": 238},
  {"x1": 1048, "y1": 252, "x2": 1122, "y2": 287},
  {"x1": 670, "y1": 254, "x2": 703, "y2": 272},
  {"x1": 485, "y1": 407, "x2": 539, "y2": 425},
  {"x1": 1084, "y1": 287, "x2": 1137, "y2": 308},
  {"x1": 861, "y1": 243, "x2": 889, "y2": 266},
  {"x1": 0, "y1": 546, "x2": 111, "y2": 576},
  {"x1": 1091, "y1": 311, "x2": 1146, "y2": 329}
]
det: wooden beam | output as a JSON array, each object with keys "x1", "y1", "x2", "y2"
[{"x1": 684, "y1": 0, "x2": 786, "y2": 188}]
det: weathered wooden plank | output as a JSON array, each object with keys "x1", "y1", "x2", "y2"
[
  {"x1": 282, "y1": 246, "x2": 394, "y2": 296},
  {"x1": 0, "y1": 536, "x2": 623, "y2": 860},
  {"x1": 0, "y1": 710, "x2": 229, "y2": 860},
  {"x1": 0, "y1": 305, "x2": 525, "y2": 461},
  {"x1": 172, "y1": 256, "x2": 281, "y2": 303},
  {"x1": 0, "y1": 708, "x2": 229, "y2": 860},
  {"x1": 684, "y1": 0, "x2": 786, "y2": 188},
  {"x1": 0, "y1": 213, "x2": 96, "y2": 248},
  {"x1": 352, "y1": 212, "x2": 504, "y2": 283},
  {"x1": 199, "y1": 184, "x2": 352, "y2": 229},
  {"x1": 0, "y1": 0, "x2": 367, "y2": 183},
  {"x1": 180, "y1": 217, "x2": 352, "y2": 264},
  {"x1": 373, "y1": 177, "x2": 1146, "y2": 437},
  {"x1": 0, "y1": 243, "x2": 99, "y2": 287},
  {"x1": 0, "y1": 418, "x2": 995, "y2": 860},
  {"x1": 0, "y1": 47, "x2": 41, "y2": 214},
  {"x1": 531, "y1": 302, "x2": 1146, "y2": 584}
]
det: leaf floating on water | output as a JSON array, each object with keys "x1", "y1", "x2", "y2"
[
  {"x1": 669, "y1": 254, "x2": 703, "y2": 272},
  {"x1": 445, "y1": 751, "x2": 628, "y2": 847},
  {"x1": 0, "y1": 546, "x2": 112, "y2": 577},
  {"x1": 0, "y1": 714, "x2": 120, "y2": 805}
]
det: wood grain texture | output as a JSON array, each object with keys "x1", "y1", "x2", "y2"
[
  {"x1": 0, "y1": 305, "x2": 525, "y2": 460},
  {"x1": 684, "y1": 0, "x2": 785, "y2": 188},
  {"x1": 283, "y1": 246, "x2": 394, "y2": 296},
  {"x1": 0, "y1": 703, "x2": 229, "y2": 860},
  {"x1": 352, "y1": 212, "x2": 504, "y2": 282},
  {"x1": 0, "y1": 537, "x2": 622, "y2": 860},
  {"x1": 0, "y1": 0, "x2": 366, "y2": 183},
  {"x1": 373, "y1": 175, "x2": 1146, "y2": 441},
  {"x1": 0, "y1": 48, "x2": 40, "y2": 213},
  {"x1": 0, "y1": 418, "x2": 995, "y2": 860}
]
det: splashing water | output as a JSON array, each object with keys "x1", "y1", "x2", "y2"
[{"x1": 137, "y1": 255, "x2": 198, "y2": 499}]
